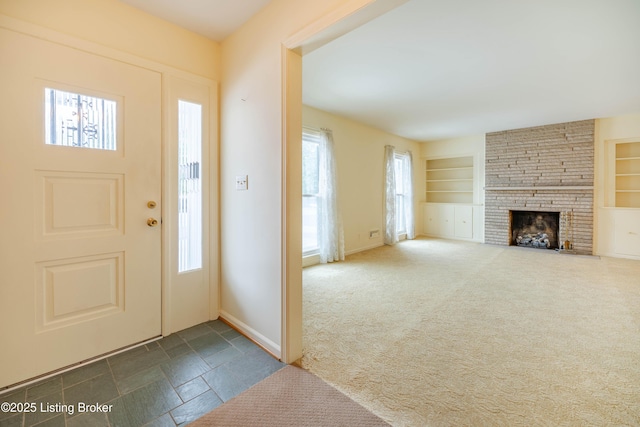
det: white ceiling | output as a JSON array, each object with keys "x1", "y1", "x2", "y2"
[
  {"x1": 303, "y1": 0, "x2": 640, "y2": 141},
  {"x1": 118, "y1": 0, "x2": 272, "y2": 41},
  {"x1": 119, "y1": 0, "x2": 640, "y2": 142}
]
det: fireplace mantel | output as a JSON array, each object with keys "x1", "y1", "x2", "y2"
[{"x1": 485, "y1": 186, "x2": 593, "y2": 191}]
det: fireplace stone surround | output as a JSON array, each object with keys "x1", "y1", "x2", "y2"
[{"x1": 485, "y1": 120, "x2": 594, "y2": 254}]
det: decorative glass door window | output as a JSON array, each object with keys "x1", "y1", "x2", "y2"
[
  {"x1": 178, "y1": 100, "x2": 203, "y2": 273},
  {"x1": 44, "y1": 88, "x2": 117, "y2": 150}
]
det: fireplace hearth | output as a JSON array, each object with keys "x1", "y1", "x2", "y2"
[{"x1": 510, "y1": 211, "x2": 560, "y2": 249}]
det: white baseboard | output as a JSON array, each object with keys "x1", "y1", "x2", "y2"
[
  {"x1": 219, "y1": 310, "x2": 281, "y2": 359},
  {"x1": 595, "y1": 251, "x2": 640, "y2": 261},
  {"x1": 420, "y1": 233, "x2": 482, "y2": 243},
  {"x1": 345, "y1": 241, "x2": 384, "y2": 256},
  {"x1": 303, "y1": 242, "x2": 385, "y2": 268}
]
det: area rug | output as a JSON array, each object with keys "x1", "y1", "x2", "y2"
[
  {"x1": 301, "y1": 238, "x2": 640, "y2": 426},
  {"x1": 190, "y1": 365, "x2": 389, "y2": 426}
]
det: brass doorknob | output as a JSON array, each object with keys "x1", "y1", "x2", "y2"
[{"x1": 147, "y1": 218, "x2": 159, "y2": 227}]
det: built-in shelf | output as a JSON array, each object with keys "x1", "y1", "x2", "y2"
[
  {"x1": 615, "y1": 141, "x2": 640, "y2": 208},
  {"x1": 425, "y1": 156, "x2": 473, "y2": 203}
]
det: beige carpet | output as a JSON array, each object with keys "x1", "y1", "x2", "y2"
[
  {"x1": 191, "y1": 365, "x2": 389, "y2": 426},
  {"x1": 301, "y1": 238, "x2": 640, "y2": 426}
]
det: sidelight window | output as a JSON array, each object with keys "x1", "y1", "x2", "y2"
[{"x1": 178, "y1": 100, "x2": 203, "y2": 273}]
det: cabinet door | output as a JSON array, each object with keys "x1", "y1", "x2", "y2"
[
  {"x1": 614, "y1": 210, "x2": 640, "y2": 256},
  {"x1": 454, "y1": 206, "x2": 473, "y2": 239},
  {"x1": 424, "y1": 204, "x2": 454, "y2": 237},
  {"x1": 424, "y1": 204, "x2": 439, "y2": 235}
]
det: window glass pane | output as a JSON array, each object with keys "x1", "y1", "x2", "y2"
[
  {"x1": 302, "y1": 139, "x2": 319, "y2": 195},
  {"x1": 396, "y1": 195, "x2": 406, "y2": 233},
  {"x1": 303, "y1": 196, "x2": 319, "y2": 253},
  {"x1": 302, "y1": 131, "x2": 321, "y2": 254},
  {"x1": 395, "y1": 157, "x2": 404, "y2": 194},
  {"x1": 44, "y1": 88, "x2": 116, "y2": 150},
  {"x1": 178, "y1": 100, "x2": 202, "y2": 273}
]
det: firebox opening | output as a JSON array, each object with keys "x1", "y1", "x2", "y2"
[{"x1": 509, "y1": 210, "x2": 560, "y2": 249}]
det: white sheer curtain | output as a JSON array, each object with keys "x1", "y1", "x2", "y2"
[
  {"x1": 384, "y1": 145, "x2": 398, "y2": 245},
  {"x1": 318, "y1": 129, "x2": 344, "y2": 263},
  {"x1": 403, "y1": 151, "x2": 415, "y2": 239}
]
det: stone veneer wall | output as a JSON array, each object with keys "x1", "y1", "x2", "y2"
[{"x1": 485, "y1": 120, "x2": 594, "y2": 253}]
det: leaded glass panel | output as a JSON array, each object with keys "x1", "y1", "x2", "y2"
[{"x1": 44, "y1": 88, "x2": 117, "y2": 150}]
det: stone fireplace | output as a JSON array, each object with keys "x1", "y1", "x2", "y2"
[{"x1": 485, "y1": 120, "x2": 594, "y2": 254}]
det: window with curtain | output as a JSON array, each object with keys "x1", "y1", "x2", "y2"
[
  {"x1": 302, "y1": 128, "x2": 344, "y2": 263},
  {"x1": 385, "y1": 146, "x2": 415, "y2": 244}
]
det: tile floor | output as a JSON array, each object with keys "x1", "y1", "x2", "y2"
[{"x1": 0, "y1": 320, "x2": 285, "y2": 427}]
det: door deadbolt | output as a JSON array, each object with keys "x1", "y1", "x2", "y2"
[
  {"x1": 147, "y1": 201, "x2": 157, "y2": 209},
  {"x1": 147, "y1": 218, "x2": 159, "y2": 227}
]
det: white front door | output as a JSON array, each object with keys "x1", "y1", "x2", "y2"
[{"x1": 0, "y1": 29, "x2": 162, "y2": 387}]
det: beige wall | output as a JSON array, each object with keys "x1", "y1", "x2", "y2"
[
  {"x1": 0, "y1": 0, "x2": 220, "y2": 80},
  {"x1": 303, "y1": 105, "x2": 421, "y2": 255}
]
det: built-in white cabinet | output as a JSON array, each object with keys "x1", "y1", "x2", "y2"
[
  {"x1": 423, "y1": 154, "x2": 481, "y2": 241},
  {"x1": 612, "y1": 141, "x2": 640, "y2": 256},
  {"x1": 598, "y1": 140, "x2": 640, "y2": 259},
  {"x1": 423, "y1": 203, "x2": 478, "y2": 241}
]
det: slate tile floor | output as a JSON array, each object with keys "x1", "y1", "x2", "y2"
[{"x1": 0, "y1": 320, "x2": 285, "y2": 427}]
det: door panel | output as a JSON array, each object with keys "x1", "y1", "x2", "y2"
[
  {"x1": 37, "y1": 171, "x2": 124, "y2": 238},
  {"x1": 0, "y1": 28, "x2": 162, "y2": 387},
  {"x1": 35, "y1": 252, "x2": 125, "y2": 331}
]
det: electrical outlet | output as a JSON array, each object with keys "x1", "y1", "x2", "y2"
[
  {"x1": 369, "y1": 229, "x2": 380, "y2": 239},
  {"x1": 236, "y1": 175, "x2": 248, "y2": 190}
]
